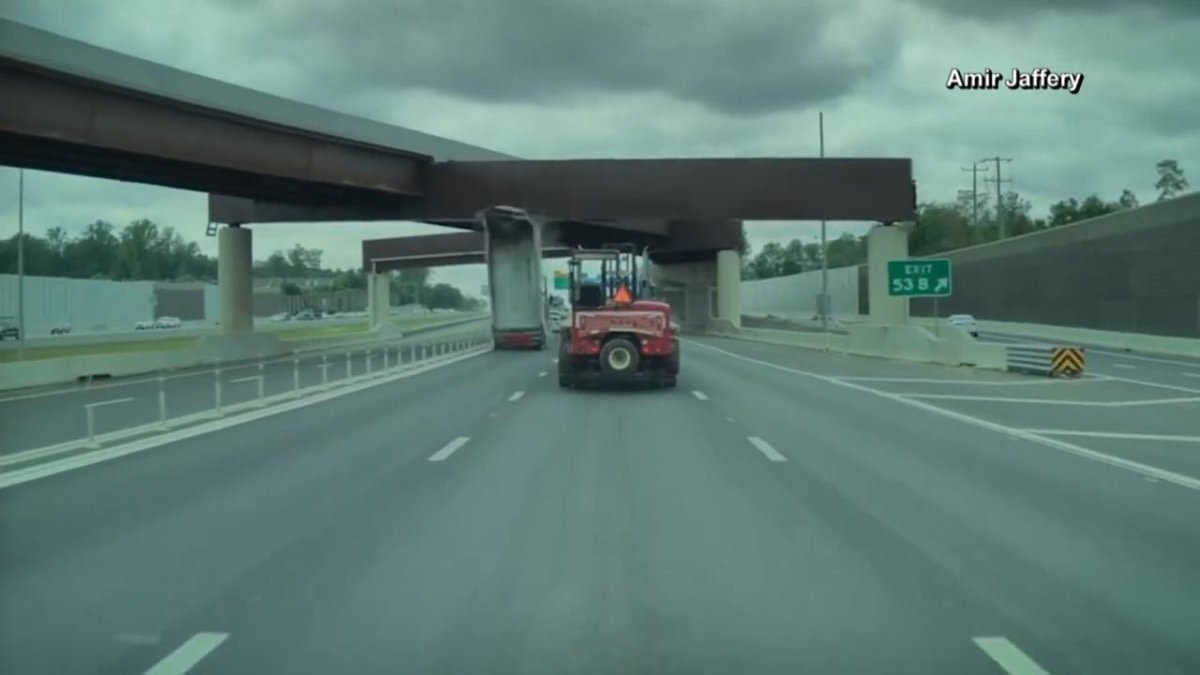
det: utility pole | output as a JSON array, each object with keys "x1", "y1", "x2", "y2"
[
  {"x1": 960, "y1": 163, "x2": 989, "y2": 228},
  {"x1": 818, "y1": 111, "x2": 829, "y2": 331},
  {"x1": 16, "y1": 169, "x2": 25, "y2": 347},
  {"x1": 981, "y1": 156, "x2": 1013, "y2": 238}
]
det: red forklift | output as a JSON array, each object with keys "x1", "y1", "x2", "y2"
[{"x1": 557, "y1": 245, "x2": 680, "y2": 389}]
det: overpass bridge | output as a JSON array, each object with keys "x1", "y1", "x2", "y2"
[{"x1": 0, "y1": 18, "x2": 918, "y2": 338}]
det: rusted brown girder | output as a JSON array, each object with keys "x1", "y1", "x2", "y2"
[
  {"x1": 0, "y1": 62, "x2": 426, "y2": 202},
  {"x1": 422, "y1": 158, "x2": 916, "y2": 222}
]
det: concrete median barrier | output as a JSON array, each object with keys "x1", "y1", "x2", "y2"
[
  {"x1": 0, "y1": 316, "x2": 491, "y2": 392},
  {"x1": 902, "y1": 316, "x2": 1198, "y2": 359},
  {"x1": 713, "y1": 320, "x2": 1007, "y2": 370}
]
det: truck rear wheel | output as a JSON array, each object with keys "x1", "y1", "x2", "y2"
[{"x1": 600, "y1": 338, "x2": 640, "y2": 376}]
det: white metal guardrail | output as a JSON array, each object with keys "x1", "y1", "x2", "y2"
[
  {"x1": 1, "y1": 326, "x2": 495, "y2": 469},
  {"x1": 1004, "y1": 344, "x2": 1086, "y2": 377}
]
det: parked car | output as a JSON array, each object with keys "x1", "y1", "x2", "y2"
[
  {"x1": 155, "y1": 316, "x2": 183, "y2": 329},
  {"x1": 49, "y1": 323, "x2": 72, "y2": 335}
]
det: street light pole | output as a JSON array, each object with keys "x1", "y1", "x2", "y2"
[
  {"x1": 819, "y1": 112, "x2": 829, "y2": 331},
  {"x1": 16, "y1": 169, "x2": 25, "y2": 347}
]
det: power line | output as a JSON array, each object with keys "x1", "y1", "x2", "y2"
[
  {"x1": 960, "y1": 163, "x2": 990, "y2": 228},
  {"x1": 980, "y1": 157, "x2": 1013, "y2": 237}
]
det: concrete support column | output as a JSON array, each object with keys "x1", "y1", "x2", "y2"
[
  {"x1": 715, "y1": 249, "x2": 742, "y2": 329},
  {"x1": 367, "y1": 272, "x2": 390, "y2": 329},
  {"x1": 218, "y1": 225, "x2": 253, "y2": 336},
  {"x1": 867, "y1": 224, "x2": 910, "y2": 324}
]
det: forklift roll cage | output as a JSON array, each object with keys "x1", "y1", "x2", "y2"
[{"x1": 567, "y1": 244, "x2": 648, "y2": 307}]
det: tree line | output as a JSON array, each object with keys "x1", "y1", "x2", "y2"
[
  {"x1": 2, "y1": 159, "x2": 1190, "y2": 292},
  {"x1": 742, "y1": 159, "x2": 1191, "y2": 280},
  {"x1": 0, "y1": 219, "x2": 482, "y2": 311}
]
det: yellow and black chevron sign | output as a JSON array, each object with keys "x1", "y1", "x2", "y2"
[{"x1": 1051, "y1": 347, "x2": 1086, "y2": 376}]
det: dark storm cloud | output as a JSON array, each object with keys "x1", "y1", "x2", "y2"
[
  {"x1": 257, "y1": 0, "x2": 900, "y2": 117},
  {"x1": 916, "y1": 0, "x2": 1200, "y2": 19}
]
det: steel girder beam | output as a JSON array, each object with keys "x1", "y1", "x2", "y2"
[
  {"x1": 0, "y1": 62, "x2": 426, "y2": 202},
  {"x1": 361, "y1": 219, "x2": 742, "y2": 271},
  {"x1": 422, "y1": 158, "x2": 917, "y2": 222},
  {"x1": 209, "y1": 194, "x2": 673, "y2": 241},
  {"x1": 213, "y1": 158, "x2": 915, "y2": 225}
]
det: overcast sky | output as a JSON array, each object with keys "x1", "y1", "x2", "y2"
[{"x1": 1, "y1": 0, "x2": 1197, "y2": 295}]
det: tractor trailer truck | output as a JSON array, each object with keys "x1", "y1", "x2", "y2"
[{"x1": 479, "y1": 206, "x2": 548, "y2": 350}]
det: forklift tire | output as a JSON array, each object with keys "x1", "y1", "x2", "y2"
[{"x1": 599, "y1": 338, "x2": 640, "y2": 376}]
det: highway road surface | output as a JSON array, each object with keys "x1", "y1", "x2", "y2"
[{"x1": 1, "y1": 336, "x2": 1197, "y2": 674}]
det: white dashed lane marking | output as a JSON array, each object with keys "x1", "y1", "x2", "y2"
[
  {"x1": 142, "y1": 632, "x2": 229, "y2": 675},
  {"x1": 972, "y1": 636, "x2": 1051, "y2": 675},
  {"x1": 429, "y1": 436, "x2": 470, "y2": 462},
  {"x1": 747, "y1": 436, "x2": 787, "y2": 463}
]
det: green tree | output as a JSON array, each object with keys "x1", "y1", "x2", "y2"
[
  {"x1": 285, "y1": 244, "x2": 323, "y2": 276},
  {"x1": 748, "y1": 241, "x2": 785, "y2": 279},
  {"x1": 1154, "y1": 159, "x2": 1188, "y2": 201},
  {"x1": 1118, "y1": 189, "x2": 1139, "y2": 209},
  {"x1": 426, "y1": 282, "x2": 465, "y2": 309}
]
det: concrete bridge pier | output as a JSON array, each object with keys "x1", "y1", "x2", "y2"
[
  {"x1": 866, "y1": 223, "x2": 910, "y2": 324},
  {"x1": 366, "y1": 272, "x2": 390, "y2": 330},
  {"x1": 218, "y1": 224, "x2": 253, "y2": 336},
  {"x1": 715, "y1": 249, "x2": 742, "y2": 330},
  {"x1": 649, "y1": 249, "x2": 741, "y2": 332}
]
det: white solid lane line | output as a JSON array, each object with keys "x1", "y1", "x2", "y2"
[
  {"x1": 508, "y1": 391, "x2": 525, "y2": 402},
  {"x1": 692, "y1": 390, "x2": 709, "y2": 400},
  {"x1": 1183, "y1": 372, "x2": 1200, "y2": 378},
  {"x1": 972, "y1": 636, "x2": 1051, "y2": 675},
  {"x1": 1113, "y1": 363, "x2": 1136, "y2": 369},
  {"x1": 1021, "y1": 429, "x2": 1200, "y2": 443},
  {"x1": 89, "y1": 396, "x2": 135, "y2": 407},
  {"x1": 429, "y1": 436, "x2": 471, "y2": 462},
  {"x1": 687, "y1": 339, "x2": 1200, "y2": 492},
  {"x1": 142, "y1": 632, "x2": 229, "y2": 675},
  {"x1": 747, "y1": 436, "x2": 787, "y2": 462}
]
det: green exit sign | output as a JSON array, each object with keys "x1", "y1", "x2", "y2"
[
  {"x1": 887, "y1": 259, "x2": 952, "y2": 297},
  {"x1": 553, "y1": 271, "x2": 569, "y2": 290}
]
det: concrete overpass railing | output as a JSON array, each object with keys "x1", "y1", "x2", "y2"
[
  {"x1": 0, "y1": 315, "x2": 489, "y2": 392},
  {"x1": 0, "y1": 323, "x2": 497, "y2": 472}
]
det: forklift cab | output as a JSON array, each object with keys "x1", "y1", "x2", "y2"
[{"x1": 567, "y1": 245, "x2": 643, "y2": 309}]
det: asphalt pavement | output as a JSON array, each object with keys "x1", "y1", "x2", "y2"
[
  {"x1": 0, "y1": 335, "x2": 1197, "y2": 674},
  {"x1": 0, "y1": 324, "x2": 486, "y2": 455},
  {"x1": 979, "y1": 330, "x2": 1200, "y2": 390}
]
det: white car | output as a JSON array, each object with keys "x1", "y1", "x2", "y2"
[
  {"x1": 156, "y1": 316, "x2": 183, "y2": 329},
  {"x1": 946, "y1": 314, "x2": 979, "y2": 337}
]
